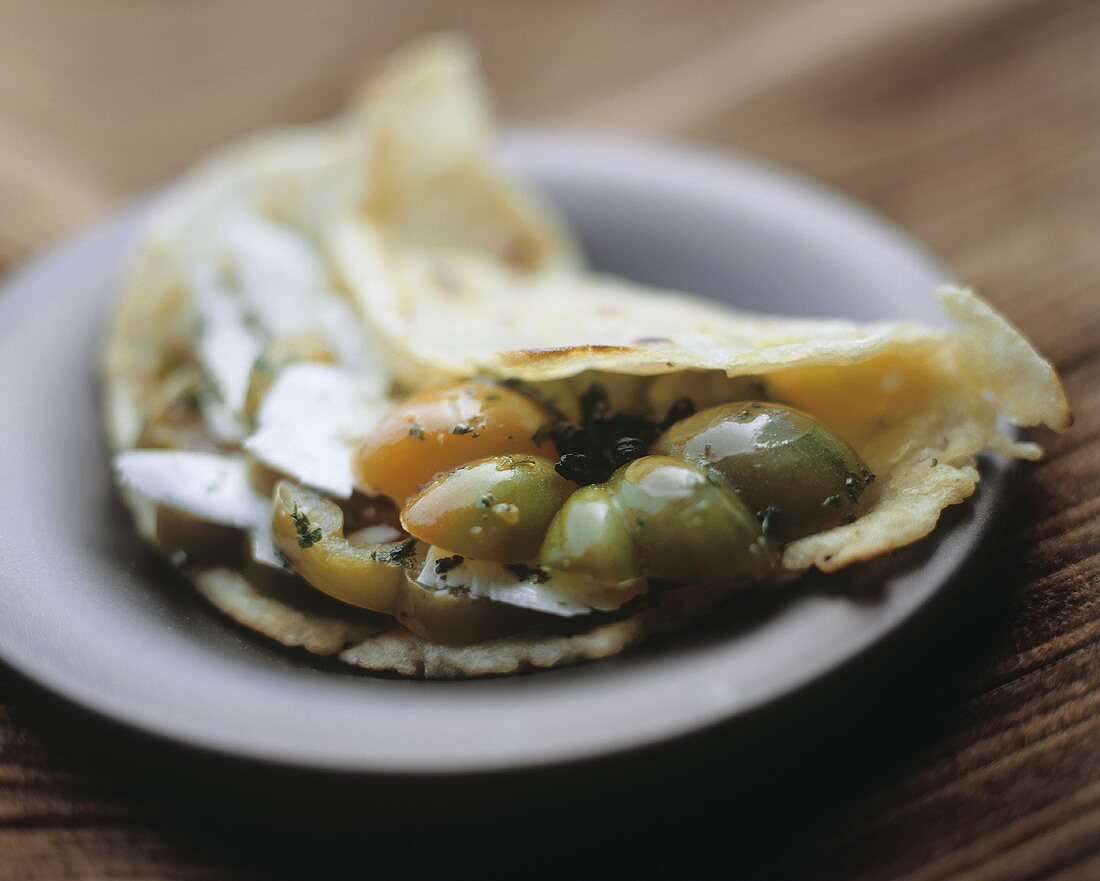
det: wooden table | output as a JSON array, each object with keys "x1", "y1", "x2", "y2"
[{"x1": 0, "y1": 1, "x2": 1096, "y2": 877}]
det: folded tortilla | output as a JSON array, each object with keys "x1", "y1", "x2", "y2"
[{"x1": 104, "y1": 35, "x2": 1069, "y2": 678}]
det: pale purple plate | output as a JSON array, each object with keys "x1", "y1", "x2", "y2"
[{"x1": 0, "y1": 130, "x2": 1010, "y2": 773}]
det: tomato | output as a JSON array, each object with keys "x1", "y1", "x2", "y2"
[{"x1": 353, "y1": 382, "x2": 554, "y2": 504}]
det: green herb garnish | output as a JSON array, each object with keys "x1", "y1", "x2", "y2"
[
  {"x1": 434, "y1": 555, "x2": 464, "y2": 576},
  {"x1": 181, "y1": 386, "x2": 203, "y2": 410},
  {"x1": 546, "y1": 384, "x2": 696, "y2": 486},
  {"x1": 409, "y1": 423, "x2": 425, "y2": 440},
  {"x1": 844, "y1": 468, "x2": 875, "y2": 503},
  {"x1": 759, "y1": 506, "x2": 782, "y2": 538},
  {"x1": 370, "y1": 537, "x2": 418, "y2": 565},
  {"x1": 290, "y1": 507, "x2": 323, "y2": 549},
  {"x1": 204, "y1": 380, "x2": 225, "y2": 404}
]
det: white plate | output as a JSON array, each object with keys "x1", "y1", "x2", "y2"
[{"x1": 0, "y1": 130, "x2": 1011, "y2": 773}]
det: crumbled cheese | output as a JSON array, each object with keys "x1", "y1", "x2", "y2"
[
  {"x1": 189, "y1": 261, "x2": 264, "y2": 443},
  {"x1": 416, "y1": 546, "x2": 646, "y2": 617},
  {"x1": 243, "y1": 362, "x2": 388, "y2": 497},
  {"x1": 114, "y1": 450, "x2": 281, "y2": 569}
]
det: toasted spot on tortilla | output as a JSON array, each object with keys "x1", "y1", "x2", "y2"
[{"x1": 498, "y1": 344, "x2": 636, "y2": 366}]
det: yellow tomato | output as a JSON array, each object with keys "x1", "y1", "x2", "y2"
[
  {"x1": 401, "y1": 455, "x2": 574, "y2": 563},
  {"x1": 353, "y1": 382, "x2": 555, "y2": 504}
]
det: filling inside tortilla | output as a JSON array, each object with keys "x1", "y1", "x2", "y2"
[{"x1": 118, "y1": 368, "x2": 883, "y2": 645}]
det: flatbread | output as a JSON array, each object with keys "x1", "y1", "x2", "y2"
[
  {"x1": 193, "y1": 566, "x2": 727, "y2": 679},
  {"x1": 328, "y1": 237, "x2": 1067, "y2": 572},
  {"x1": 104, "y1": 37, "x2": 1070, "y2": 678}
]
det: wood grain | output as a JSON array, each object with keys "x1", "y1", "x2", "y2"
[{"x1": 0, "y1": 0, "x2": 1096, "y2": 878}]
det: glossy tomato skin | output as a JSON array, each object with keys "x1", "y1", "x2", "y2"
[
  {"x1": 539, "y1": 483, "x2": 640, "y2": 582},
  {"x1": 271, "y1": 482, "x2": 547, "y2": 645},
  {"x1": 540, "y1": 456, "x2": 774, "y2": 585},
  {"x1": 401, "y1": 455, "x2": 574, "y2": 563},
  {"x1": 354, "y1": 382, "x2": 555, "y2": 505},
  {"x1": 656, "y1": 402, "x2": 874, "y2": 542},
  {"x1": 611, "y1": 456, "x2": 774, "y2": 583}
]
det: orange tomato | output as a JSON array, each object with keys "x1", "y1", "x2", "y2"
[{"x1": 353, "y1": 382, "x2": 555, "y2": 505}]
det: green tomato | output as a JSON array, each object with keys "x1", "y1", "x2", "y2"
[
  {"x1": 539, "y1": 484, "x2": 641, "y2": 583},
  {"x1": 401, "y1": 455, "x2": 573, "y2": 563},
  {"x1": 612, "y1": 456, "x2": 774, "y2": 584},
  {"x1": 155, "y1": 506, "x2": 241, "y2": 566},
  {"x1": 656, "y1": 402, "x2": 874, "y2": 542},
  {"x1": 272, "y1": 481, "x2": 547, "y2": 645}
]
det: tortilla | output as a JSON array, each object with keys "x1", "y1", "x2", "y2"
[
  {"x1": 193, "y1": 566, "x2": 727, "y2": 679},
  {"x1": 103, "y1": 33, "x2": 578, "y2": 452},
  {"x1": 104, "y1": 36, "x2": 1069, "y2": 678},
  {"x1": 328, "y1": 236, "x2": 1067, "y2": 573}
]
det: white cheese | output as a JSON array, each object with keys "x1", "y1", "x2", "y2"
[
  {"x1": 416, "y1": 546, "x2": 646, "y2": 617},
  {"x1": 221, "y1": 215, "x2": 375, "y2": 370},
  {"x1": 189, "y1": 261, "x2": 264, "y2": 443},
  {"x1": 347, "y1": 524, "x2": 403, "y2": 546},
  {"x1": 113, "y1": 450, "x2": 281, "y2": 568},
  {"x1": 244, "y1": 362, "x2": 389, "y2": 498},
  {"x1": 248, "y1": 520, "x2": 285, "y2": 569}
]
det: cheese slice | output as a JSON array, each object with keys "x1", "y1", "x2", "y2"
[
  {"x1": 244, "y1": 362, "x2": 390, "y2": 497},
  {"x1": 188, "y1": 261, "x2": 264, "y2": 443},
  {"x1": 416, "y1": 545, "x2": 646, "y2": 617},
  {"x1": 113, "y1": 450, "x2": 281, "y2": 568}
]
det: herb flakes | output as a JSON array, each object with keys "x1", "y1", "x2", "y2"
[
  {"x1": 503, "y1": 563, "x2": 550, "y2": 583},
  {"x1": 759, "y1": 505, "x2": 783, "y2": 539},
  {"x1": 290, "y1": 506, "x2": 323, "y2": 549},
  {"x1": 844, "y1": 468, "x2": 875, "y2": 503},
  {"x1": 370, "y1": 537, "x2": 417, "y2": 565},
  {"x1": 434, "y1": 554, "x2": 464, "y2": 576},
  {"x1": 544, "y1": 383, "x2": 697, "y2": 486}
]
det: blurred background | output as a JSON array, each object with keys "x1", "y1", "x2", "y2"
[
  {"x1": 1, "y1": 0, "x2": 1097, "y2": 305},
  {"x1": 0, "y1": 1, "x2": 1097, "y2": 879}
]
